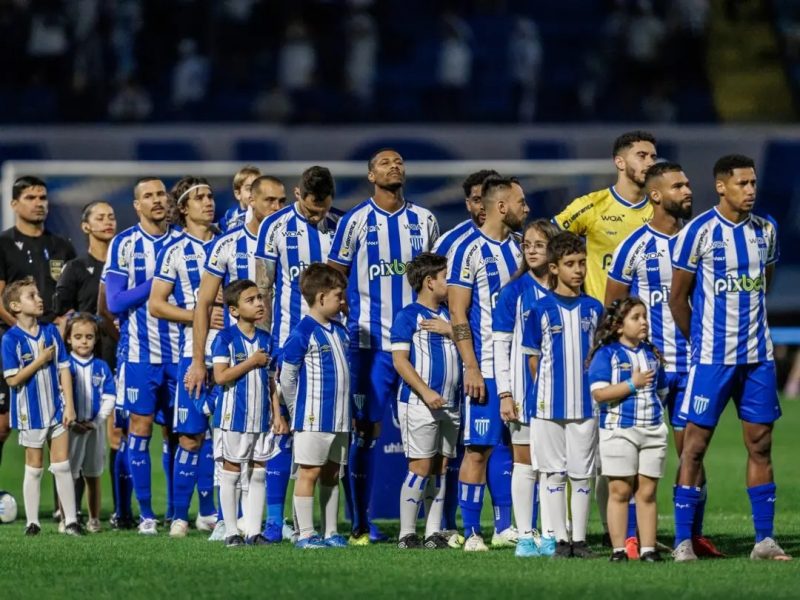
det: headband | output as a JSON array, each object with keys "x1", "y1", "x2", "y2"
[{"x1": 177, "y1": 184, "x2": 210, "y2": 204}]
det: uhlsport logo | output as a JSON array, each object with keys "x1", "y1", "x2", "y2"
[
  {"x1": 714, "y1": 274, "x2": 765, "y2": 294},
  {"x1": 693, "y1": 394, "x2": 710, "y2": 415},
  {"x1": 368, "y1": 259, "x2": 410, "y2": 280},
  {"x1": 474, "y1": 418, "x2": 490, "y2": 437}
]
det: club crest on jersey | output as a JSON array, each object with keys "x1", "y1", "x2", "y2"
[
  {"x1": 92, "y1": 374, "x2": 103, "y2": 388},
  {"x1": 353, "y1": 394, "x2": 366, "y2": 410},
  {"x1": 49, "y1": 259, "x2": 65, "y2": 281},
  {"x1": 581, "y1": 316, "x2": 594, "y2": 333},
  {"x1": 693, "y1": 394, "x2": 710, "y2": 415},
  {"x1": 410, "y1": 235, "x2": 423, "y2": 251},
  {"x1": 473, "y1": 418, "x2": 490, "y2": 437}
]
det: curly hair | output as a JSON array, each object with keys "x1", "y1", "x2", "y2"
[{"x1": 587, "y1": 296, "x2": 664, "y2": 367}]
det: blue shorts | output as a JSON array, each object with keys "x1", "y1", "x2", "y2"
[
  {"x1": 123, "y1": 362, "x2": 178, "y2": 426},
  {"x1": 350, "y1": 349, "x2": 400, "y2": 423},
  {"x1": 173, "y1": 357, "x2": 210, "y2": 435},
  {"x1": 663, "y1": 371, "x2": 689, "y2": 429},
  {"x1": 680, "y1": 362, "x2": 781, "y2": 428},
  {"x1": 463, "y1": 377, "x2": 503, "y2": 447}
]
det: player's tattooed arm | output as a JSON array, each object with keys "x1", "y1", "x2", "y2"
[
  {"x1": 452, "y1": 323, "x2": 472, "y2": 341},
  {"x1": 448, "y1": 285, "x2": 485, "y2": 402}
]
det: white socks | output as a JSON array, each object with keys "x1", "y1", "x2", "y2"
[
  {"x1": 399, "y1": 471, "x2": 426, "y2": 538},
  {"x1": 540, "y1": 471, "x2": 568, "y2": 541},
  {"x1": 220, "y1": 469, "x2": 240, "y2": 535},
  {"x1": 319, "y1": 484, "x2": 340, "y2": 539},
  {"x1": 424, "y1": 474, "x2": 445, "y2": 538},
  {"x1": 512, "y1": 463, "x2": 537, "y2": 537},
  {"x1": 294, "y1": 495, "x2": 315, "y2": 540},
  {"x1": 23, "y1": 465, "x2": 43, "y2": 526},
  {"x1": 50, "y1": 460, "x2": 77, "y2": 526},
  {"x1": 244, "y1": 467, "x2": 266, "y2": 537},
  {"x1": 570, "y1": 478, "x2": 592, "y2": 543}
]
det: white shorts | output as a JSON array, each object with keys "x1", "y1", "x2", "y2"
[
  {"x1": 68, "y1": 425, "x2": 105, "y2": 478},
  {"x1": 293, "y1": 431, "x2": 348, "y2": 467},
  {"x1": 18, "y1": 423, "x2": 66, "y2": 449},
  {"x1": 509, "y1": 421, "x2": 530, "y2": 446},
  {"x1": 398, "y1": 402, "x2": 460, "y2": 459},
  {"x1": 531, "y1": 417, "x2": 597, "y2": 479},
  {"x1": 214, "y1": 429, "x2": 275, "y2": 464},
  {"x1": 599, "y1": 423, "x2": 669, "y2": 479}
]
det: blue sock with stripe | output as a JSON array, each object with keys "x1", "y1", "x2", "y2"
[
  {"x1": 747, "y1": 482, "x2": 776, "y2": 542},
  {"x1": 673, "y1": 485, "x2": 701, "y2": 547},
  {"x1": 692, "y1": 482, "x2": 707, "y2": 537},
  {"x1": 197, "y1": 438, "x2": 216, "y2": 517},
  {"x1": 115, "y1": 438, "x2": 133, "y2": 519},
  {"x1": 532, "y1": 480, "x2": 540, "y2": 530},
  {"x1": 627, "y1": 499, "x2": 638, "y2": 538},
  {"x1": 458, "y1": 481, "x2": 485, "y2": 537},
  {"x1": 399, "y1": 471, "x2": 427, "y2": 537},
  {"x1": 162, "y1": 439, "x2": 175, "y2": 520},
  {"x1": 128, "y1": 434, "x2": 155, "y2": 519},
  {"x1": 266, "y1": 441, "x2": 292, "y2": 525},
  {"x1": 487, "y1": 445, "x2": 512, "y2": 533},
  {"x1": 172, "y1": 447, "x2": 199, "y2": 522}
]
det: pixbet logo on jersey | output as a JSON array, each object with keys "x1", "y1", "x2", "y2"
[
  {"x1": 368, "y1": 259, "x2": 409, "y2": 280},
  {"x1": 713, "y1": 273, "x2": 765, "y2": 294},
  {"x1": 288, "y1": 261, "x2": 311, "y2": 280},
  {"x1": 650, "y1": 285, "x2": 671, "y2": 305}
]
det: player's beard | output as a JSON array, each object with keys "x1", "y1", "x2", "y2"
[
  {"x1": 378, "y1": 181, "x2": 403, "y2": 193},
  {"x1": 504, "y1": 212, "x2": 524, "y2": 232},
  {"x1": 664, "y1": 198, "x2": 692, "y2": 220},
  {"x1": 626, "y1": 164, "x2": 646, "y2": 188}
]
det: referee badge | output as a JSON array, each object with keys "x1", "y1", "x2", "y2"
[{"x1": 49, "y1": 259, "x2": 65, "y2": 281}]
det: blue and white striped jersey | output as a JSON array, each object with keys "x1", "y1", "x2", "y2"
[
  {"x1": 433, "y1": 218, "x2": 475, "y2": 259},
  {"x1": 492, "y1": 273, "x2": 549, "y2": 421},
  {"x1": 521, "y1": 293, "x2": 603, "y2": 420},
  {"x1": 203, "y1": 224, "x2": 259, "y2": 327},
  {"x1": 672, "y1": 208, "x2": 778, "y2": 365},
  {"x1": 2, "y1": 322, "x2": 69, "y2": 430},
  {"x1": 219, "y1": 206, "x2": 247, "y2": 232},
  {"x1": 608, "y1": 225, "x2": 691, "y2": 373},
  {"x1": 390, "y1": 302, "x2": 461, "y2": 408},
  {"x1": 588, "y1": 341, "x2": 667, "y2": 428},
  {"x1": 211, "y1": 325, "x2": 272, "y2": 433},
  {"x1": 327, "y1": 199, "x2": 439, "y2": 351},
  {"x1": 280, "y1": 316, "x2": 350, "y2": 433},
  {"x1": 155, "y1": 231, "x2": 219, "y2": 358},
  {"x1": 69, "y1": 354, "x2": 115, "y2": 421},
  {"x1": 448, "y1": 230, "x2": 522, "y2": 378},
  {"x1": 255, "y1": 202, "x2": 340, "y2": 350},
  {"x1": 104, "y1": 224, "x2": 182, "y2": 364}
]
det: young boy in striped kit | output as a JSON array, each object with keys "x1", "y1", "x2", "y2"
[
  {"x1": 280, "y1": 264, "x2": 350, "y2": 549},
  {"x1": 391, "y1": 252, "x2": 461, "y2": 550}
]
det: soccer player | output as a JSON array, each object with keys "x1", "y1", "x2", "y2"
[
  {"x1": 254, "y1": 165, "x2": 340, "y2": 541},
  {"x1": 220, "y1": 165, "x2": 261, "y2": 232},
  {"x1": 492, "y1": 218, "x2": 558, "y2": 557},
  {"x1": 65, "y1": 313, "x2": 115, "y2": 533},
  {"x1": 104, "y1": 177, "x2": 182, "y2": 535},
  {"x1": 185, "y1": 174, "x2": 286, "y2": 541},
  {"x1": 670, "y1": 155, "x2": 789, "y2": 561},
  {"x1": 606, "y1": 161, "x2": 722, "y2": 558},
  {"x1": 211, "y1": 280, "x2": 274, "y2": 547},
  {"x1": 588, "y1": 298, "x2": 669, "y2": 563},
  {"x1": 448, "y1": 176, "x2": 528, "y2": 551},
  {"x1": 149, "y1": 177, "x2": 221, "y2": 537},
  {"x1": 327, "y1": 148, "x2": 439, "y2": 544},
  {"x1": 280, "y1": 264, "x2": 351, "y2": 549},
  {"x1": 391, "y1": 253, "x2": 461, "y2": 550},
  {"x1": 521, "y1": 232, "x2": 602, "y2": 559},
  {"x1": 1, "y1": 277, "x2": 79, "y2": 535},
  {"x1": 554, "y1": 131, "x2": 657, "y2": 301}
]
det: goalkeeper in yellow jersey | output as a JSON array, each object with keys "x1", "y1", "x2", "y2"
[{"x1": 554, "y1": 131, "x2": 657, "y2": 301}]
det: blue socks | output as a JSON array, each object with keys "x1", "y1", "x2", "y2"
[
  {"x1": 162, "y1": 439, "x2": 175, "y2": 520},
  {"x1": 747, "y1": 482, "x2": 776, "y2": 542},
  {"x1": 442, "y1": 450, "x2": 462, "y2": 530},
  {"x1": 115, "y1": 438, "x2": 133, "y2": 520},
  {"x1": 458, "y1": 481, "x2": 485, "y2": 537},
  {"x1": 487, "y1": 444, "x2": 512, "y2": 533},
  {"x1": 532, "y1": 480, "x2": 540, "y2": 530},
  {"x1": 266, "y1": 439, "x2": 292, "y2": 525},
  {"x1": 347, "y1": 435, "x2": 376, "y2": 532},
  {"x1": 172, "y1": 447, "x2": 199, "y2": 522},
  {"x1": 627, "y1": 499, "x2": 638, "y2": 538},
  {"x1": 692, "y1": 482, "x2": 707, "y2": 537},
  {"x1": 673, "y1": 485, "x2": 702, "y2": 547},
  {"x1": 197, "y1": 438, "x2": 216, "y2": 517},
  {"x1": 128, "y1": 434, "x2": 155, "y2": 519}
]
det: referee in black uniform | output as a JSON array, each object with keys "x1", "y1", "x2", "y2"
[{"x1": 0, "y1": 176, "x2": 76, "y2": 467}]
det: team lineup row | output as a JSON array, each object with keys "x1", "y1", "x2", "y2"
[{"x1": 0, "y1": 130, "x2": 789, "y2": 561}]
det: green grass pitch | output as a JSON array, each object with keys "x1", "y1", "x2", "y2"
[{"x1": 0, "y1": 403, "x2": 798, "y2": 599}]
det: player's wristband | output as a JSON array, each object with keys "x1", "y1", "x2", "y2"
[
  {"x1": 498, "y1": 392, "x2": 513, "y2": 400},
  {"x1": 626, "y1": 379, "x2": 636, "y2": 395}
]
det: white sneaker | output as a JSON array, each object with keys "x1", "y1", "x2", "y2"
[
  {"x1": 282, "y1": 519, "x2": 297, "y2": 542},
  {"x1": 491, "y1": 526, "x2": 519, "y2": 548},
  {"x1": 464, "y1": 533, "x2": 489, "y2": 552},
  {"x1": 750, "y1": 537, "x2": 792, "y2": 561},
  {"x1": 169, "y1": 519, "x2": 189, "y2": 538},
  {"x1": 208, "y1": 520, "x2": 226, "y2": 542},
  {"x1": 195, "y1": 513, "x2": 218, "y2": 532},
  {"x1": 138, "y1": 518, "x2": 159, "y2": 536},
  {"x1": 441, "y1": 529, "x2": 465, "y2": 548},
  {"x1": 672, "y1": 539, "x2": 697, "y2": 562},
  {"x1": 530, "y1": 528, "x2": 542, "y2": 548},
  {"x1": 237, "y1": 516, "x2": 246, "y2": 534},
  {"x1": 86, "y1": 518, "x2": 102, "y2": 534}
]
